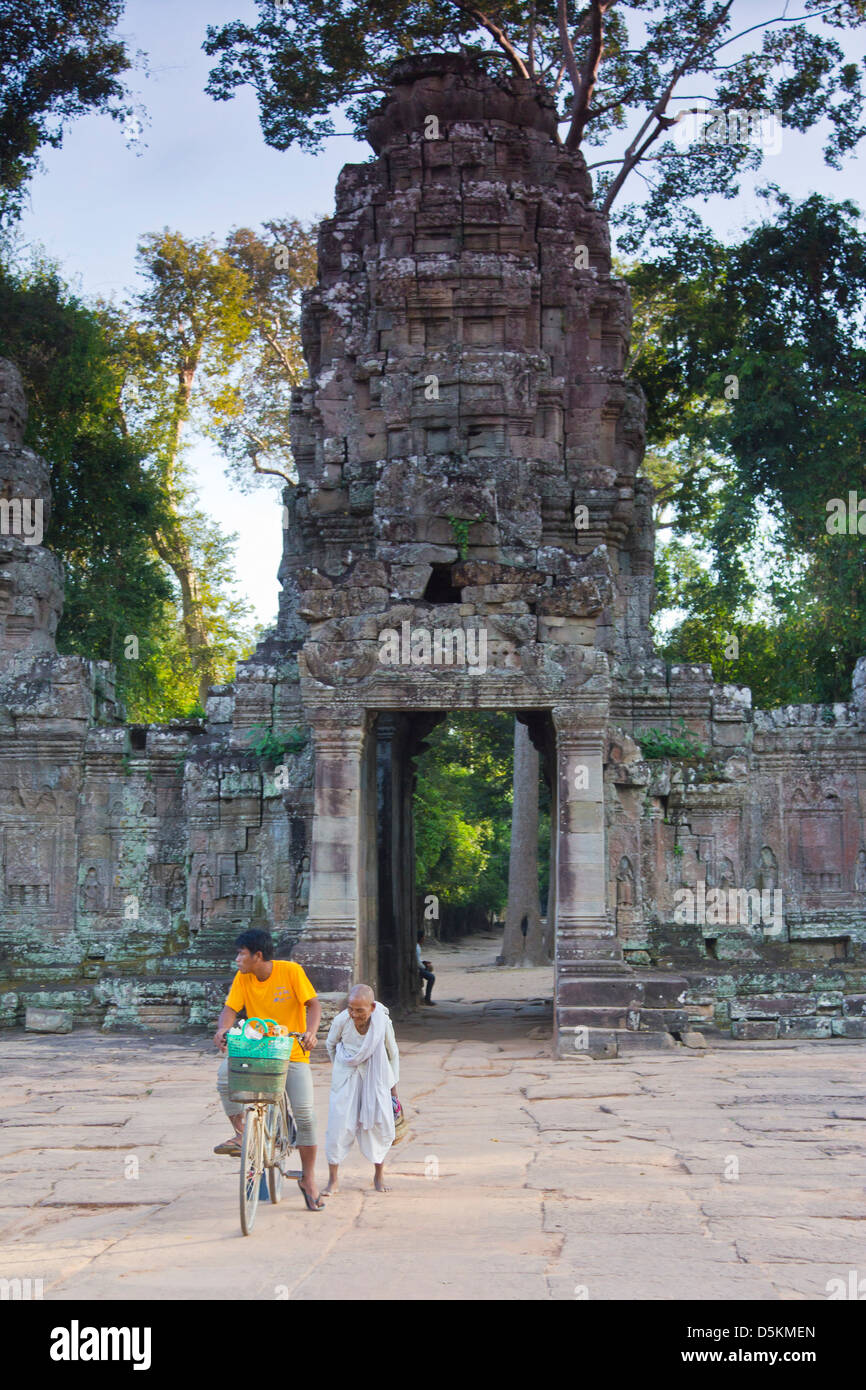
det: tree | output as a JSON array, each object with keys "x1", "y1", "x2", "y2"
[
  {"x1": 0, "y1": 254, "x2": 176, "y2": 715},
  {"x1": 121, "y1": 222, "x2": 316, "y2": 703},
  {"x1": 414, "y1": 712, "x2": 515, "y2": 927},
  {"x1": 625, "y1": 192, "x2": 866, "y2": 703},
  {"x1": 0, "y1": 248, "x2": 260, "y2": 720},
  {"x1": 413, "y1": 711, "x2": 551, "y2": 938},
  {"x1": 123, "y1": 230, "x2": 258, "y2": 705},
  {"x1": 0, "y1": 0, "x2": 138, "y2": 225},
  {"x1": 216, "y1": 218, "x2": 317, "y2": 488},
  {"x1": 205, "y1": 0, "x2": 866, "y2": 249}
]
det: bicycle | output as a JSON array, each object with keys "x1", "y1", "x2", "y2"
[{"x1": 234, "y1": 1029, "x2": 307, "y2": 1236}]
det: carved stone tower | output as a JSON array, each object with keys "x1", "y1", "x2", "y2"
[{"x1": 274, "y1": 55, "x2": 662, "y2": 1049}]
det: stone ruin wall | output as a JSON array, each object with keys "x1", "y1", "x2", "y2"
[
  {"x1": 1, "y1": 56, "x2": 865, "y2": 1043},
  {"x1": 607, "y1": 669, "x2": 866, "y2": 1039}
]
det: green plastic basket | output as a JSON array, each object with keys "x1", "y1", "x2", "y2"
[{"x1": 227, "y1": 1017, "x2": 292, "y2": 1102}]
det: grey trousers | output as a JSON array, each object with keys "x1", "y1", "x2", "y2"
[{"x1": 217, "y1": 1058, "x2": 317, "y2": 1147}]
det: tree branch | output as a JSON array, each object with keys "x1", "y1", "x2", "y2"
[
  {"x1": 528, "y1": 1, "x2": 536, "y2": 80},
  {"x1": 454, "y1": 3, "x2": 530, "y2": 77},
  {"x1": 250, "y1": 458, "x2": 294, "y2": 484},
  {"x1": 599, "y1": 2, "x2": 734, "y2": 215},
  {"x1": 710, "y1": 5, "x2": 842, "y2": 59},
  {"x1": 566, "y1": 0, "x2": 616, "y2": 150},
  {"x1": 556, "y1": 0, "x2": 582, "y2": 98}
]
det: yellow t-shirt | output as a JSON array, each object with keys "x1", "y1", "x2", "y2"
[{"x1": 226, "y1": 960, "x2": 316, "y2": 1063}]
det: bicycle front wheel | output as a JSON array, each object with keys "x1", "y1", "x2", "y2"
[
  {"x1": 266, "y1": 1094, "x2": 289, "y2": 1205},
  {"x1": 239, "y1": 1107, "x2": 263, "y2": 1236}
]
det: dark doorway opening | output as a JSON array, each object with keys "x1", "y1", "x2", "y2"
[{"x1": 422, "y1": 564, "x2": 462, "y2": 603}]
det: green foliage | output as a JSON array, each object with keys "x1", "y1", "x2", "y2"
[
  {"x1": 121, "y1": 227, "x2": 279, "y2": 705},
  {"x1": 0, "y1": 249, "x2": 257, "y2": 721},
  {"x1": 447, "y1": 513, "x2": 487, "y2": 560},
  {"x1": 0, "y1": 254, "x2": 177, "y2": 714},
  {"x1": 205, "y1": 1, "x2": 866, "y2": 251},
  {"x1": 247, "y1": 725, "x2": 307, "y2": 762},
  {"x1": 414, "y1": 712, "x2": 514, "y2": 914},
  {"x1": 0, "y1": 0, "x2": 137, "y2": 225},
  {"x1": 413, "y1": 711, "x2": 550, "y2": 919},
  {"x1": 125, "y1": 220, "x2": 316, "y2": 492},
  {"x1": 125, "y1": 228, "x2": 255, "y2": 486},
  {"x1": 627, "y1": 192, "x2": 866, "y2": 704},
  {"x1": 636, "y1": 721, "x2": 708, "y2": 761},
  {"x1": 447, "y1": 516, "x2": 471, "y2": 560},
  {"x1": 214, "y1": 219, "x2": 317, "y2": 488}
]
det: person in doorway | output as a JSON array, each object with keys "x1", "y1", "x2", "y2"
[
  {"x1": 212, "y1": 926, "x2": 325, "y2": 1211},
  {"x1": 416, "y1": 929, "x2": 436, "y2": 1004},
  {"x1": 322, "y1": 984, "x2": 399, "y2": 1195}
]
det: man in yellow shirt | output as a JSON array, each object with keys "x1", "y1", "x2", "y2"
[{"x1": 213, "y1": 927, "x2": 324, "y2": 1210}]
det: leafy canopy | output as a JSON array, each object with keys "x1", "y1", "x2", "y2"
[
  {"x1": 205, "y1": 1, "x2": 866, "y2": 249},
  {"x1": 414, "y1": 712, "x2": 550, "y2": 920},
  {"x1": 0, "y1": 253, "x2": 176, "y2": 714},
  {"x1": 0, "y1": 0, "x2": 138, "y2": 225},
  {"x1": 626, "y1": 191, "x2": 866, "y2": 703}
]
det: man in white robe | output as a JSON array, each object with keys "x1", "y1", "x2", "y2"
[{"x1": 322, "y1": 983, "x2": 399, "y2": 1194}]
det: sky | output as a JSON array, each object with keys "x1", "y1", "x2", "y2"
[{"x1": 12, "y1": 0, "x2": 866, "y2": 629}]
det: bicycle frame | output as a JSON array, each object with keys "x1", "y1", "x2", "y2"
[{"x1": 237, "y1": 1031, "x2": 305, "y2": 1235}]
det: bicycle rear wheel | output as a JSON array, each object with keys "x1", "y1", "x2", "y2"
[{"x1": 239, "y1": 1107, "x2": 263, "y2": 1236}]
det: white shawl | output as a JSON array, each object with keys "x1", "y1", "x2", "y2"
[{"x1": 337, "y1": 1004, "x2": 395, "y2": 1137}]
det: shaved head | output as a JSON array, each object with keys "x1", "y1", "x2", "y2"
[{"x1": 348, "y1": 983, "x2": 374, "y2": 1005}]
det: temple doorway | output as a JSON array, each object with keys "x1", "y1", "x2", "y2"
[{"x1": 374, "y1": 710, "x2": 555, "y2": 1022}]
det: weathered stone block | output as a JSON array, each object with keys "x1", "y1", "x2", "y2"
[
  {"x1": 731, "y1": 1019, "x2": 779, "y2": 1040},
  {"x1": 25, "y1": 1006, "x2": 73, "y2": 1033},
  {"x1": 778, "y1": 1015, "x2": 833, "y2": 1038},
  {"x1": 730, "y1": 994, "x2": 817, "y2": 1019},
  {"x1": 831, "y1": 1017, "x2": 866, "y2": 1037}
]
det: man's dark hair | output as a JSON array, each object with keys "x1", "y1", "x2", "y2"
[
  {"x1": 235, "y1": 927, "x2": 273, "y2": 960},
  {"x1": 417, "y1": 929, "x2": 424, "y2": 942}
]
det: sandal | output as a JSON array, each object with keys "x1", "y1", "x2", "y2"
[
  {"x1": 297, "y1": 1179, "x2": 325, "y2": 1211},
  {"x1": 213, "y1": 1136, "x2": 242, "y2": 1156}
]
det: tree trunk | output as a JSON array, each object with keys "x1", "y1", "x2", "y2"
[
  {"x1": 152, "y1": 520, "x2": 211, "y2": 707},
  {"x1": 151, "y1": 362, "x2": 213, "y2": 708},
  {"x1": 501, "y1": 719, "x2": 547, "y2": 964}
]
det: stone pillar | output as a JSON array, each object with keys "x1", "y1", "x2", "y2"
[
  {"x1": 375, "y1": 714, "x2": 398, "y2": 1000},
  {"x1": 553, "y1": 705, "x2": 618, "y2": 967},
  {"x1": 553, "y1": 703, "x2": 633, "y2": 1058},
  {"x1": 292, "y1": 711, "x2": 369, "y2": 994}
]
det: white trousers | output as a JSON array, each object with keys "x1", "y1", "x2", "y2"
[{"x1": 326, "y1": 1064, "x2": 394, "y2": 1164}]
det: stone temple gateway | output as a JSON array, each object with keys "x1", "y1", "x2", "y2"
[{"x1": 1, "y1": 57, "x2": 865, "y2": 1056}]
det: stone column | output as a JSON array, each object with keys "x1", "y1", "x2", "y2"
[
  {"x1": 552, "y1": 705, "x2": 623, "y2": 974},
  {"x1": 375, "y1": 714, "x2": 397, "y2": 999},
  {"x1": 292, "y1": 711, "x2": 369, "y2": 994}
]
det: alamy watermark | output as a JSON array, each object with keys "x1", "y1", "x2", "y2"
[
  {"x1": 826, "y1": 1270, "x2": 865, "y2": 1299},
  {"x1": 49, "y1": 1321, "x2": 151, "y2": 1370},
  {"x1": 378, "y1": 621, "x2": 487, "y2": 674},
  {"x1": 0, "y1": 497, "x2": 43, "y2": 545},
  {"x1": 673, "y1": 107, "x2": 783, "y2": 155},
  {"x1": 825, "y1": 491, "x2": 866, "y2": 535},
  {"x1": 674, "y1": 883, "x2": 783, "y2": 935},
  {"x1": 1, "y1": 1276, "x2": 43, "y2": 1299}
]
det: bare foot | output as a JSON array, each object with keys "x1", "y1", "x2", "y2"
[
  {"x1": 321, "y1": 1181, "x2": 339, "y2": 1196},
  {"x1": 373, "y1": 1178, "x2": 389, "y2": 1193}
]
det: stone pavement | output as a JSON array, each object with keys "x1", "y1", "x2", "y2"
[{"x1": 1, "y1": 934, "x2": 864, "y2": 1301}]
